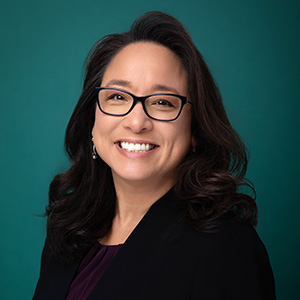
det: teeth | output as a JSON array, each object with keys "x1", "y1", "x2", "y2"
[{"x1": 119, "y1": 142, "x2": 155, "y2": 152}]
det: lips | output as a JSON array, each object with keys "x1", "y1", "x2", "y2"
[{"x1": 118, "y1": 141, "x2": 157, "y2": 153}]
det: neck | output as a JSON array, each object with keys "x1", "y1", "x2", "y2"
[
  {"x1": 98, "y1": 175, "x2": 174, "y2": 245},
  {"x1": 112, "y1": 174, "x2": 174, "y2": 224}
]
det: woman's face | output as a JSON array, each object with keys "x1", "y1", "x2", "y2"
[{"x1": 92, "y1": 42, "x2": 193, "y2": 188}]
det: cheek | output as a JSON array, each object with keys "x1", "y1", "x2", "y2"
[
  {"x1": 174, "y1": 110, "x2": 192, "y2": 142},
  {"x1": 93, "y1": 109, "x2": 115, "y2": 134},
  {"x1": 92, "y1": 112, "x2": 113, "y2": 151},
  {"x1": 166, "y1": 114, "x2": 192, "y2": 154}
]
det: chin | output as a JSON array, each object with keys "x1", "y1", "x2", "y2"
[
  {"x1": 114, "y1": 172, "x2": 153, "y2": 183},
  {"x1": 112, "y1": 166, "x2": 163, "y2": 183}
]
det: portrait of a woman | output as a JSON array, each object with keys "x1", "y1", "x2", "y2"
[{"x1": 33, "y1": 11, "x2": 276, "y2": 299}]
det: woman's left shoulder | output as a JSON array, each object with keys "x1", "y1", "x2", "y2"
[
  {"x1": 205, "y1": 222, "x2": 266, "y2": 249},
  {"x1": 183, "y1": 222, "x2": 276, "y2": 299},
  {"x1": 184, "y1": 222, "x2": 270, "y2": 261}
]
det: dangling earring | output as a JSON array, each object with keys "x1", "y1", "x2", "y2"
[{"x1": 92, "y1": 137, "x2": 97, "y2": 160}]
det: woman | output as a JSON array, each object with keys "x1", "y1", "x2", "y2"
[{"x1": 33, "y1": 11, "x2": 276, "y2": 299}]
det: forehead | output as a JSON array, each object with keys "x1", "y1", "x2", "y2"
[{"x1": 101, "y1": 42, "x2": 188, "y2": 95}]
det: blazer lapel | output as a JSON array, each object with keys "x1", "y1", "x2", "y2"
[{"x1": 88, "y1": 189, "x2": 182, "y2": 300}]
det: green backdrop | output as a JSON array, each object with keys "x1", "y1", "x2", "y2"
[{"x1": 1, "y1": 0, "x2": 299, "y2": 299}]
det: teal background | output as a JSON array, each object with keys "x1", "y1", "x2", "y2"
[{"x1": 0, "y1": 0, "x2": 299, "y2": 298}]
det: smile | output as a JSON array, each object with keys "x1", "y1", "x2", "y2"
[{"x1": 119, "y1": 141, "x2": 157, "y2": 152}]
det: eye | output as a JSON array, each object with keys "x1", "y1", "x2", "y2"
[
  {"x1": 154, "y1": 99, "x2": 175, "y2": 108},
  {"x1": 108, "y1": 93, "x2": 126, "y2": 101}
]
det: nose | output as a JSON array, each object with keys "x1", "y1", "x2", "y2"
[{"x1": 122, "y1": 102, "x2": 153, "y2": 133}]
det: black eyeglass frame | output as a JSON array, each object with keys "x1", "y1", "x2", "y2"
[{"x1": 95, "y1": 87, "x2": 192, "y2": 121}]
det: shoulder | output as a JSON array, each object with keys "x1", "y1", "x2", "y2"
[
  {"x1": 181, "y1": 222, "x2": 272, "y2": 275},
  {"x1": 155, "y1": 191, "x2": 269, "y2": 262},
  {"x1": 185, "y1": 223, "x2": 276, "y2": 299},
  {"x1": 33, "y1": 239, "x2": 83, "y2": 299},
  {"x1": 147, "y1": 204, "x2": 276, "y2": 300},
  {"x1": 200, "y1": 222, "x2": 266, "y2": 252},
  {"x1": 175, "y1": 222, "x2": 269, "y2": 264}
]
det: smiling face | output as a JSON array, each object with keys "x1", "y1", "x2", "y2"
[{"x1": 92, "y1": 42, "x2": 193, "y2": 190}]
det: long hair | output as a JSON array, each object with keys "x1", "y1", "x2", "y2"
[{"x1": 46, "y1": 11, "x2": 257, "y2": 262}]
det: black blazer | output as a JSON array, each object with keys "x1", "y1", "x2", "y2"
[{"x1": 33, "y1": 191, "x2": 276, "y2": 299}]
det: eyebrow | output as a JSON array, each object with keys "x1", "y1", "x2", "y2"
[
  {"x1": 106, "y1": 79, "x2": 131, "y2": 88},
  {"x1": 105, "y1": 79, "x2": 180, "y2": 94},
  {"x1": 153, "y1": 84, "x2": 179, "y2": 94}
]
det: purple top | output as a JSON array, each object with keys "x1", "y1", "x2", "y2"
[{"x1": 66, "y1": 242, "x2": 122, "y2": 300}]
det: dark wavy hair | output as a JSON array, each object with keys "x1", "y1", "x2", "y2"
[{"x1": 46, "y1": 11, "x2": 257, "y2": 262}]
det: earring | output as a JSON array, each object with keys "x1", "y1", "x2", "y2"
[
  {"x1": 192, "y1": 144, "x2": 197, "y2": 153},
  {"x1": 92, "y1": 137, "x2": 97, "y2": 160}
]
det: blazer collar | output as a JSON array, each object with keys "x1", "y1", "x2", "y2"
[{"x1": 87, "y1": 188, "x2": 182, "y2": 299}]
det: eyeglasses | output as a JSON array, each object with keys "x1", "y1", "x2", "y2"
[{"x1": 95, "y1": 87, "x2": 191, "y2": 121}]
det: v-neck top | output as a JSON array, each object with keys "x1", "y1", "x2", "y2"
[{"x1": 66, "y1": 243, "x2": 122, "y2": 300}]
